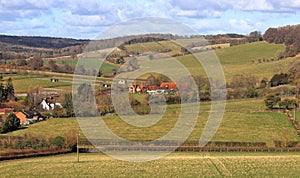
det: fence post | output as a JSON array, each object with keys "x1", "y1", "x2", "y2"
[{"x1": 77, "y1": 133, "x2": 80, "y2": 162}]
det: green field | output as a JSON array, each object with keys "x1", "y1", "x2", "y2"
[
  {"x1": 215, "y1": 41, "x2": 284, "y2": 65},
  {"x1": 4, "y1": 71, "x2": 113, "y2": 93},
  {"x1": 1, "y1": 152, "x2": 300, "y2": 177},
  {"x1": 125, "y1": 41, "x2": 292, "y2": 81},
  {"x1": 5, "y1": 41, "x2": 293, "y2": 93},
  {"x1": 8, "y1": 74, "x2": 73, "y2": 93},
  {"x1": 6, "y1": 99, "x2": 299, "y2": 146},
  {"x1": 43, "y1": 59, "x2": 119, "y2": 76},
  {"x1": 124, "y1": 40, "x2": 182, "y2": 56},
  {"x1": 176, "y1": 41, "x2": 293, "y2": 80}
]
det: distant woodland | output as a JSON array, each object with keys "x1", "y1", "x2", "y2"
[
  {"x1": 0, "y1": 33, "x2": 258, "y2": 60},
  {"x1": 264, "y1": 24, "x2": 300, "y2": 58}
]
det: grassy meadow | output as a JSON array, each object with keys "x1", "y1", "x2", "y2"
[
  {"x1": 176, "y1": 41, "x2": 293, "y2": 80},
  {"x1": 6, "y1": 99, "x2": 299, "y2": 146},
  {"x1": 4, "y1": 71, "x2": 114, "y2": 93},
  {"x1": 1, "y1": 152, "x2": 300, "y2": 177}
]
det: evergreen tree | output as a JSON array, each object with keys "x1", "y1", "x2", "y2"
[
  {"x1": 6, "y1": 77, "x2": 15, "y2": 101},
  {"x1": 1, "y1": 113, "x2": 20, "y2": 133},
  {"x1": 0, "y1": 83, "x2": 6, "y2": 102},
  {"x1": 62, "y1": 92, "x2": 74, "y2": 117}
]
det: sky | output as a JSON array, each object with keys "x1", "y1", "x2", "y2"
[{"x1": 0, "y1": 0, "x2": 300, "y2": 39}]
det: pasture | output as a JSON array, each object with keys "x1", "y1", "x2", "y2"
[
  {"x1": 4, "y1": 71, "x2": 113, "y2": 93},
  {"x1": 176, "y1": 41, "x2": 292, "y2": 80},
  {"x1": 1, "y1": 152, "x2": 300, "y2": 177},
  {"x1": 6, "y1": 99, "x2": 300, "y2": 146},
  {"x1": 128, "y1": 41, "x2": 293, "y2": 81}
]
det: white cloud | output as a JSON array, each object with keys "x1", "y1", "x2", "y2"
[
  {"x1": 171, "y1": 8, "x2": 223, "y2": 18},
  {"x1": 228, "y1": 19, "x2": 255, "y2": 34},
  {"x1": 0, "y1": 0, "x2": 299, "y2": 38},
  {"x1": 28, "y1": 19, "x2": 47, "y2": 28},
  {"x1": 63, "y1": 12, "x2": 114, "y2": 27},
  {"x1": 231, "y1": 0, "x2": 274, "y2": 11}
]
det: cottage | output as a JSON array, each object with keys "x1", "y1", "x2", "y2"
[
  {"x1": 22, "y1": 110, "x2": 45, "y2": 123},
  {"x1": 129, "y1": 83, "x2": 145, "y2": 94},
  {"x1": 41, "y1": 98, "x2": 63, "y2": 110},
  {"x1": 102, "y1": 84, "x2": 111, "y2": 88},
  {"x1": 118, "y1": 79, "x2": 126, "y2": 85},
  {"x1": 50, "y1": 78, "x2": 59, "y2": 82},
  {"x1": 160, "y1": 82, "x2": 177, "y2": 90},
  {"x1": 14, "y1": 112, "x2": 28, "y2": 125}
]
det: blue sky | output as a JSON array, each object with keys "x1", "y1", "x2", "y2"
[{"x1": 0, "y1": 0, "x2": 300, "y2": 39}]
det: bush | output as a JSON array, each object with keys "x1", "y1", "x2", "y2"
[
  {"x1": 264, "y1": 94, "x2": 281, "y2": 109},
  {"x1": 52, "y1": 136, "x2": 65, "y2": 148},
  {"x1": 279, "y1": 98, "x2": 297, "y2": 109}
]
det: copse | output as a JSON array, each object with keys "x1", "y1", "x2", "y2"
[
  {"x1": 264, "y1": 24, "x2": 300, "y2": 58},
  {"x1": 264, "y1": 94, "x2": 281, "y2": 109},
  {"x1": 264, "y1": 94, "x2": 297, "y2": 109}
]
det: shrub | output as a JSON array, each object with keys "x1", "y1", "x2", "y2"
[
  {"x1": 52, "y1": 136, "x2": 65, "y2": 148},
  {"x1": 264, "y1": 94, "x2": 281, "y2": 109},
  {"x1": 279, "y1": 98, "x2": 297, "y2": 109}
]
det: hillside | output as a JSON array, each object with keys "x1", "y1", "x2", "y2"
[
  {"x1": 0, "y1": 35, "x2": 89, "y2": 48},
  {"x1": 6, "y1": 99, "x2": 300, "y2": 146},
  {"x1": 0, "y1": 33, "x2": 251, "y2": 60},
  {"x1": 163, "y1": 41, "x2": 289, "y2": 79},
  {"x1": 264, "y1": 24, "x2": 300, "y2": 57},
  {"x1": 1, "y1": 40, "x2": 293, "y2": 93}
]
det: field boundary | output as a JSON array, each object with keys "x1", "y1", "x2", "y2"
[
  {"x1": 78, "y1": 145, "x2": 300, "y2": 153},
  {"x1": 0, "y1": 148, "x2": 72, "y2": 161},
  {"x1": 286, "y1": 110, "x2": 300, "y2": 136}
]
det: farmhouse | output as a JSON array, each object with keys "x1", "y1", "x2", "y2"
[
  {"x1": 129, "y1": 83, "x2": 145, "y2": 94},
  {"x1": 160, "y1": 82, "x2": 176, "y2": 90},
  {"x1": 13, "y1": 112, "x2": 27, "y2": 125},
  {"x1": 40, "y1": 97, "x2": 63, "y2": 110},
  {"x1": 129, "y1": 82, "x2": 178, "y2": 95},
  {"x1": 0, "y1": 109, "x2": 45, "y2": 125}
]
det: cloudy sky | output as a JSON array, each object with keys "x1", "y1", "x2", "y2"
[{"x1": 1, "y1": 0, "x2": 300, "y2": 39}]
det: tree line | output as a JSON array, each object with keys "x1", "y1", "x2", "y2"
[{"x1": 263, "y1": 24, "x2": 300, "y2": 58}]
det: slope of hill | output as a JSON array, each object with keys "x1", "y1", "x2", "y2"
[
  {"x1": 176, "y1": 41, "x2": 288, "y2": 79},
  {"x1": 264, "y1": 24, "x2": 300, "y2": 57},
  {"x1": 0, "y1": 35, "x2": 89, "y2": 48},
  {"x1": 0, "y1": 33, "x2": 251, "y2": 60}
]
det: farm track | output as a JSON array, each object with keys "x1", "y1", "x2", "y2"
[{"x1": 208, "y1": 157, "x2": 232, "y2": 177}]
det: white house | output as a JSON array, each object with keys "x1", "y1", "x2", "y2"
[{"x1": 41, "y1": 98, "x2": 63, "y2": 110}]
